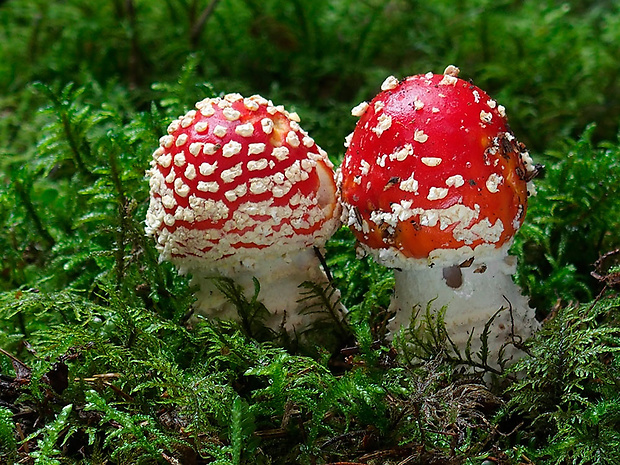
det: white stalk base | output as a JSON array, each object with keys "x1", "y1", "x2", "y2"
[
  {"x1": 388, "y1": 255, "x2": 540, "y2": 368},
  {"x1": 189, "y1": 248, "x2": 344, "y2": 335}
]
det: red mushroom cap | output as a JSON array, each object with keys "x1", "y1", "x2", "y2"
[
  {"x1": 146, "y1": 93, "x2": 340, "y2": 272},
  {"x1": 339, "y1": 68, "x2": 536, "y2": 266}
]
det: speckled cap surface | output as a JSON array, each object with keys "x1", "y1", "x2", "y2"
[
  {"x1": 339, "y1": 67, "x2": 536, "y2": 268},
  {"x1": 146, "y1": 94, "x2": 340, "y2": 272}
]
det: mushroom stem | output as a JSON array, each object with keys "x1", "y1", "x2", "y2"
[
  {"x1": 190, "y1": 248, "x2": 343, "y2": 334},
  {"x1": 388, "y1": 254, "x2": 540, "y2": 367}
]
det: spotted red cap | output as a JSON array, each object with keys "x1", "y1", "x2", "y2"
[
  {"x1": 146, "y1": 93, "x2": 340, "y2": 271},
  {"x1": 339, "y1": 67, "x2": 537, "y2": 267}
]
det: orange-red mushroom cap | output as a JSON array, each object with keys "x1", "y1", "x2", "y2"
[
  {"x1": 146, "y1": 94, "x2": 340, "y2": 272},
  {"x1": 339, "y1": 69, "x2": 536, "y2": 267}
]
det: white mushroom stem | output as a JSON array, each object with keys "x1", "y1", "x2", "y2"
[
  {"x1": 388, "y1": 254, "x2": 540, "y2": 368},
  {"x1": 188, "y1": 248, "x2": 344, "y2": 334}
]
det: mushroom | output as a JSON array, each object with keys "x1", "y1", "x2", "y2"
[
  {"x1": 145, "y1": 93, "x2": 343, "y2": 335},
  {"x1": 338, "y1": 67, "x2": 540, "y2": 366}
]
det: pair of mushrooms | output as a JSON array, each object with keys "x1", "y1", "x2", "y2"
[{"x1": 145, "y1": 66, "x2": 540, "y2": 364}]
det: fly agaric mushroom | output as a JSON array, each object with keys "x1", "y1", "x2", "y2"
[
  {"x1": 145, "y1": 93, "x2": 342, "y2": 334},
  {"x1": 339, "y1": 66, "x2": 540, "y2": 366}
]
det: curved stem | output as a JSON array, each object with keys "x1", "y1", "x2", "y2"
[
  {"x1": 190, "y1": 248, "x2": 346, "y2": 335},
  {"x1": 389, "y1": 255, "x2": 539, "y2": 368}
]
